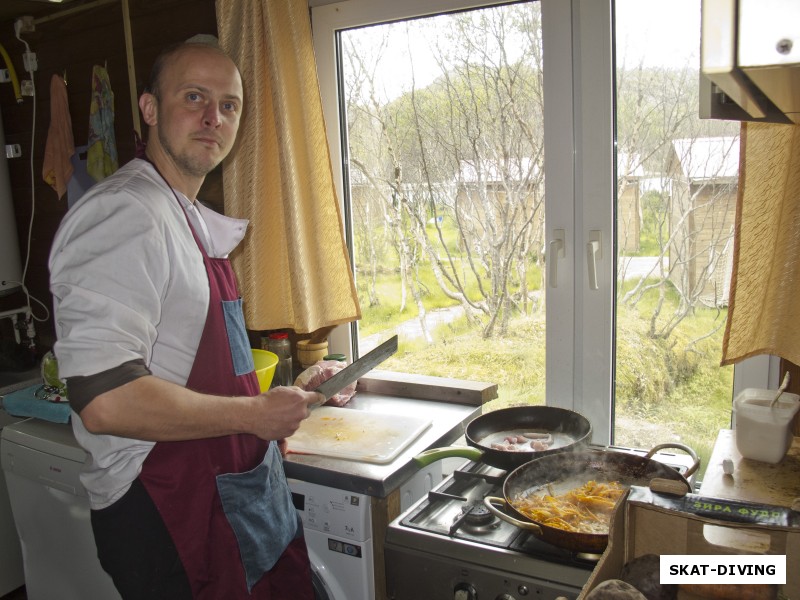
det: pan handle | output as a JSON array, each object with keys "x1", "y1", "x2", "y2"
[
  {"x1": 484, "y1": 497, "x2": 544, "y2": 534},
  {"x1": 645, "y1": 442, "x2": 700, "y2": 478},
  {"x1": 413, "y1": 446, "x2": 484, "y2": 467}
]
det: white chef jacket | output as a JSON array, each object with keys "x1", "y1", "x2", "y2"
[{"x1": 49, "y1": 158, "x2": 249, "y2": 509}]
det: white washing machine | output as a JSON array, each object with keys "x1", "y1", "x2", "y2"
[
  {"x1": 289, "y1": 463, "x2": 441, "y2": 600},
  {"x1": 0, "y1": 418, "x2": 121, "y2": 600},
  {"x1": 0, "y1": 408, "x2": 25, "y2": 597},
  {"x1": 289, "y1": 479, "x2": 374, "y2": 600}
]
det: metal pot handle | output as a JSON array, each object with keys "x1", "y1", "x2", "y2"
[
  {"x1": 645, "y1": 442, "x2": 700, "y2": 478},
  {"x1": 483, "y1": 497, "x2": 543, "y2": 534}
]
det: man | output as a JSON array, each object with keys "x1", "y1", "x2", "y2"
[{"x1": 49, "y1": 41, "x2": 318, "y2": 599}]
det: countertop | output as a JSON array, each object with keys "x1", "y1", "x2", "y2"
[
  {"x1": 699, "y1": 429, "x2": 800, "y2": 507},
  {"x1": 1, "y1": 374, "x2": 43, "y2": 424},
  {"x1": 283, "y1": 390, "x2": 481, "y2": 497},
  {"x1": 0, "y1": 374, "x2": 42, "y2": 398},
  {"x1": 2, "y1": 370, "x2": 491, "y2": 500}
]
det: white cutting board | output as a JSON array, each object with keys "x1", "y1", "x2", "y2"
[{"x1": 287, "y1": 406, "x2": 432, "y2": 464}]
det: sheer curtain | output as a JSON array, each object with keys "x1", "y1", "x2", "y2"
[
  {"x1": 722, "y1": 123, "x2": 800, "y2": 367},
  {"x1": 216, "y1": 0, "x2": 361, "y2": 334}
]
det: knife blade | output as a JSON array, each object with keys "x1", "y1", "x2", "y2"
[{"x1": 310, "y1": 335, "x2": 398, "y2": 407}]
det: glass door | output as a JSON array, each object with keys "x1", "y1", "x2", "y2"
[{"x1": 612, "y1": 0, "x2": 739, "y2": 473}]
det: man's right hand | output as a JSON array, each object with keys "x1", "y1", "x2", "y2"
[{"x1": 251, "y1": 386, "x2": 323, "y2": 441}]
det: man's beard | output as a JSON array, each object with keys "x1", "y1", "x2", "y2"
[{"x1": 158, "y1": 129, "x2": 223, "y2": 178}]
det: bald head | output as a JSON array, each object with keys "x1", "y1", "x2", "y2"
[{"x1": 145, "y1": 42, "x2": 241, "y2": 101}]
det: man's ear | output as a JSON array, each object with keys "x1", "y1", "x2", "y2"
[{"x1": 139, "y1": 93, "x2": 158, "y2": 127}]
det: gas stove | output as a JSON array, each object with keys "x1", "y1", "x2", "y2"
[
  {"x1": 384, "y1": 447, "x2": 696, "y2": 600},
  {"x1": 384, "y1": 460, "x2": 593, "y2": 600}
]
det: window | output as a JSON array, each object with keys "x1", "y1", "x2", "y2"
[{"x1": 312, "y1": 0, "x2": 771, "y2": 479}]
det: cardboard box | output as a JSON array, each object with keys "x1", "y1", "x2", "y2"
[{"x1": 579, "y1": 486, "x2": 800, "y2": 599}]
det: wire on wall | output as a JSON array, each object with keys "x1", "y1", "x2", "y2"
[{"x1": 11, "y1": 21, "x2": 51, "y2": 326}]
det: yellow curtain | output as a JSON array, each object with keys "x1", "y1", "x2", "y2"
[
  {"x1": 215, "y1": 0, "x2": 361, "y2": 333},
  {"x1": 721, "y1": 122, "x2": 800, "y2": 366}
]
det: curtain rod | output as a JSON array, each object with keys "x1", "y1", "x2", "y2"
[{"x1": 33, "y1": 0, "x2": 119, "y2": 26}]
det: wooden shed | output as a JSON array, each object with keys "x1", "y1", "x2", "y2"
[{"x1": 666, "y1": 136, "x2": 739, "y2": 307}]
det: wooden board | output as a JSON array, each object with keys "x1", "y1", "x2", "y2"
[
  {"x1": 287, "y1": 406, "x2": 431, "y2": 464},
  {"x1": 357, "y1": 370, "x2": 496, "y2": 405}
]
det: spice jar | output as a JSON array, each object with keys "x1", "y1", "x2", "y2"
[{"x1": 266, "y1": 332, "x2": 293, "y2": 387}]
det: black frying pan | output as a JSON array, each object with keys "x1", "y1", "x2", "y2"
[
  {"x1": 484, "y1": 444, "x2": 699, "y2": 554},
  {"x1": 414, "y1": 406, "x2": 592, "y2": 470}
]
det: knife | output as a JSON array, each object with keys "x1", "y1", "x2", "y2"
[{"x1": 310, "y1": 335, "x2": 398, "y2": 407}]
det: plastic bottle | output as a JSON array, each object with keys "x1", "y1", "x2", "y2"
[{"x1": 266, "y1": 332, "x2": 293, "y2": 387}]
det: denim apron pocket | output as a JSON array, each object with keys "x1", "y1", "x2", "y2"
[
  {"x1": 216, "y1": 442, "x2": 301, "y2": 592},
  {"x1": 221, "y1": 297, "x2": 254, "y2": 376}
]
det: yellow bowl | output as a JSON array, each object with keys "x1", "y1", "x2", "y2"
[{"x1": 251, "y1": 349, "x2": 278, "y2": 392}]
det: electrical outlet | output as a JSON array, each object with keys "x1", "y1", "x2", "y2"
[
  {"x1": 5, "y1": 144, "x2": 22, "y2": 159},
  {"x1": 21, "y1": 80, "x2": 34, "y2": 96},
  {"x1": 0, "y1": 69, "x2": 9, "y2": 83},
  {"x1": 23, "y1": 52, "x2": 37, "y2": 73}
]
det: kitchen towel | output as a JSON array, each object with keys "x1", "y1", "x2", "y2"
[
  {"x1": 722, "y1": 122, "x2": 800, "y2": 367},
  {"x1": 1, "y1": 383, "x2": 70, "y2": 424},
  {"x1": 87, "y1": 64, "x2": 119, "y2": 182},
  {"x1": 42, "y1": 73, "x2": 75, "y2": 200}
]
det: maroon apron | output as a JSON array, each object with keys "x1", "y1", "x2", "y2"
[{"x1": 138, "y1": 197, "x2": 313, "y2": 599}]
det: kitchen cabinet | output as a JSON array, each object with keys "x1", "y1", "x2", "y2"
[{"x1": 700, "y1": 429, "x2": 800, "y2": 507}]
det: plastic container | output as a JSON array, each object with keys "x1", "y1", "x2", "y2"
[
  {"x1": 733, "y1": 388, "x2": 800, "y2": 464},
  {"x1": 297, "y1": 340, "x2": 329, "y2": 369},
  {"x1": 251, "y1": 349, "x2": 278, "y2": 392},
  {"x1": 40, "y1": 351, "x2": 67, "y2": 395},
  {"x1": 265, "y1": 333, "x2": 293, "y2": 387}
]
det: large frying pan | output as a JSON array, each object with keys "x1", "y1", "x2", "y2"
[
  {"x1": 484, "y1": 444, "x2": 699, "y2": 554},
  {"x1": 414, "y1": 406, "x2": 592, "y2": 470}
]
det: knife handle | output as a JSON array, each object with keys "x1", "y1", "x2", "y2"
[{"x1": 309, "y1": 392, "x2": 326, "y2": 410}]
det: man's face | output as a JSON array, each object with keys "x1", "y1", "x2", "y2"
[{"x1": 145, "y1": 46, "x2": 244, "y2": 178}]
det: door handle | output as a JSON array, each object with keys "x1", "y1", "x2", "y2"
[
  {"x1": 548, "y1": 229, "x2": 566, "y2": 288},
  {"x1": 586, "y1": 230, "x2": 602, "y2": 291}
]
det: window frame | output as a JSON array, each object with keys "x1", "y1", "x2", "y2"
[{"x1": 310, "y1": 0, "x2": 775, "y2": 447}]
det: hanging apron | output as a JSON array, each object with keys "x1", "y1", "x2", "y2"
[{"x1": 138, "y1": 198, "x2": 313, "y2": 599}]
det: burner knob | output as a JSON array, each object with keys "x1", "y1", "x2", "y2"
[{"x1": 454, "y1": 583, "x2": 477, "y2": 600}]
